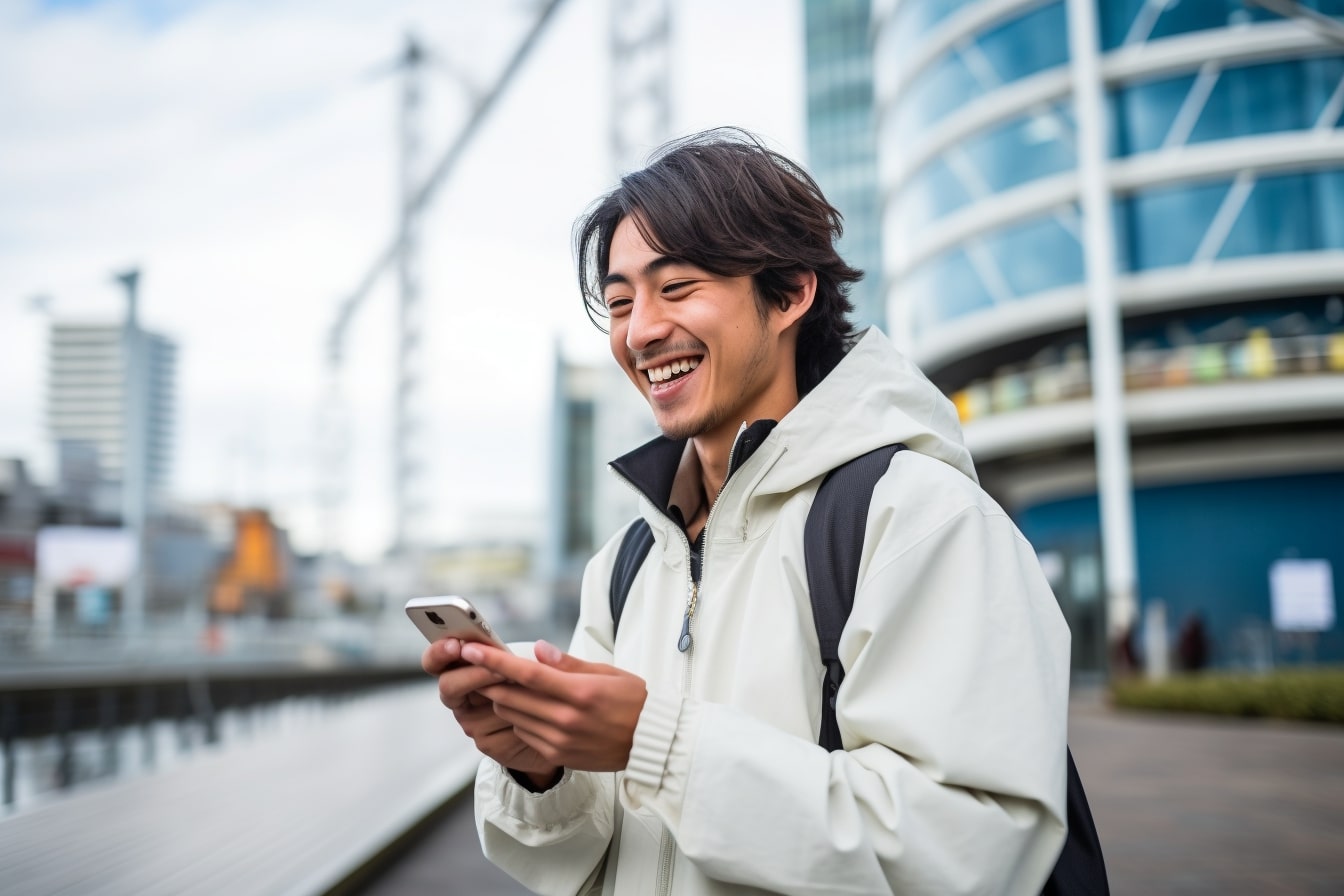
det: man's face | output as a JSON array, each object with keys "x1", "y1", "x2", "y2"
[{"x1": 603, "y1": 215, "x2": 798, "y2": 445}]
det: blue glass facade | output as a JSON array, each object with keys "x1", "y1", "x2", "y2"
[
  {"x1": 1118, "y1": 168, "x2": 1344, "y2": 271},
  {"x1": 1112, "y1": 56, "x2": 1344, "y2": 156},
  {"x1": 882, "y1": 0, "x2": 1344, "y2": 331},
  {"x1": 875, "y1": 0, "x2": 1344, "y2": 673},
  {"x1": 804, "y1": 0, "x2": 885, "y2": 330},
  {"x1": 888, "y1": 2, "x2": 1069, "y2": 139}
]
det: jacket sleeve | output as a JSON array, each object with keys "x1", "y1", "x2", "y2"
[
  {"x1": 618, "y1": 480, "x2": 1072, "y2": 894},
  {"x1": 473, "y1": 531, "x2": 630, "y2": 896}
]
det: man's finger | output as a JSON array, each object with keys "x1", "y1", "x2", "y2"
[
  {"x1": 480, "y1": 681, "x2": 570, "y2": 723},
  {"x1": 533, "y1": 640, "x2": 614, "y2": 675},
  {"x1": 460, "y1": 642, "x2": 572, "y2": 697},
  {"x1": 421, "y1": 637, "x2": 461, "y2": 674},
  {"x1": 438, "y1": 664, "x2": 508, "y2": 708}
]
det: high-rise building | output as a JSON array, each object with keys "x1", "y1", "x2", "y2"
[
  {"x1": 873, "y1": 0, "x2": 1344, "y2": 673},
  {"x1": 47, "y1": 320, "x2": 176, "y2": 518},
  {"x1": 545, "y1": 350, "x2": 601, "y2": 631},
  {"x1": 804, "y1": 0, "x2": 886, "y2": 330}
]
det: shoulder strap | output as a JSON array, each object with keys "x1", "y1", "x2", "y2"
[
  {"x1": 804, "y1": 443, "x2": 906, "y2": 752},
  {"x1": 610, "y1": 519, "x2": 655, "y2": 635}
]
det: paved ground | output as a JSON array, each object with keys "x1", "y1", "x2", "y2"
[{"x1": 357, "y1": 697, "x2": 1344, "y2": 895}]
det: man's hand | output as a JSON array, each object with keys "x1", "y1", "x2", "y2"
[
  {"x1": 462, "y1": 639, "x2": 648, "y2": 773},
  {"x1": 421, "y1": 638, "x2": 560, "y2": 784}
]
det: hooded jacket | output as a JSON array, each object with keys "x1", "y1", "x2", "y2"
[{"x1": 474, "y1": 328, "x2": 1071, "y2": 895}]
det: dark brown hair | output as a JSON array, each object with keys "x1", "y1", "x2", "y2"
[{"x1": 575, "y1": 127, "x2": 861, "y2": 395}]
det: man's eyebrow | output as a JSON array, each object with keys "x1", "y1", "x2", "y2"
[{"x1": 601, "y1": 255, "x2": 688, "y2": 290}]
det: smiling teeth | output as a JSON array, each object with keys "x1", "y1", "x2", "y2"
[{"x1": 648, "y1": 358, "x2": 700, "y2": 384}]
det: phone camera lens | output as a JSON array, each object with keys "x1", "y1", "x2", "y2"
[
  {"x1": 426, "y1": 611, "x2": 445, "y2": 625},
  {"x1": 468, "y1": 610, "x2": 478, "y2": 620}
]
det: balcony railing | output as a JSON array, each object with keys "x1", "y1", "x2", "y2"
[{"x1": 951, "y1": 328, "x2": 1344, "y2": 423}]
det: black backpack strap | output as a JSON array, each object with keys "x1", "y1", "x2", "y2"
[
  {"x1": 1042, "y1": 748, "x2": 1110, "y2": 895},
  {"x1": 610, "y1": 519, "x2": 655, "y2": 636},
  {"x1": 803, "y1": 442, "x2": 1109, "y2": 894},
  {"x1": 803, "y1": 443, "x2": 906, "y2": 752}
]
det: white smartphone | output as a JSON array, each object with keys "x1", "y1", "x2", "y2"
[{"x1": 404, "y1": 595, "x2": 508, "y2": 648}]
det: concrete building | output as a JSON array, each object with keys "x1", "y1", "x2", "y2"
[
  {"x1": 47, "y1": 320, "x2": 176, "y2": 517},
  {"x1": 871, "y1": 0, "x2": 1344, "y2": 672}
]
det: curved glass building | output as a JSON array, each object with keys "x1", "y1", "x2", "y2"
[{"x1": 872, "y1": 0, "x2": 1344, "y2": 674}]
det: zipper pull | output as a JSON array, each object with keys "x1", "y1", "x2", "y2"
[
  {"x1": 677, "y1": 613, "x2": 692, "y2": 653},
  {"x1": 678, "y1": 581, "x2": 699, "y2": 653}
]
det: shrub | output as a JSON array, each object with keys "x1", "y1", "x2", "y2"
[{"x1": 1110, "y1": 667, "x2": 1344, "y2": 724}]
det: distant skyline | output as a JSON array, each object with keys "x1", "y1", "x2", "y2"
[{"x1": 0, "y1": 0, "x2": 806, "y2": 559}]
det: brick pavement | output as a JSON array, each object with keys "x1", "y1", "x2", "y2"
[{"x1": 358, "y1": 699, "x2": 1344, "y2": 895}]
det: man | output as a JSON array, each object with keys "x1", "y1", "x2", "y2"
[{"x1": 423, "y1": 128, "x2": 1071, "y2": 894}]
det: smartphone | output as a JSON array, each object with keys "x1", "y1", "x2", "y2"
[{"x1": 404, "y1": 595, "x2": 508, "y2": 649}]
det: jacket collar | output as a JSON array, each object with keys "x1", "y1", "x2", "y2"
[{"x1": 610, "y1": 419, "x2": 779, "y2": 526}]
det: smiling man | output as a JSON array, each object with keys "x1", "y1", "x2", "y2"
[{"x1": 423, "y1": 128, "x2": 1073, "y2": 895}]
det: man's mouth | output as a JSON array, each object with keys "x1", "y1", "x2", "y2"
[{"x1": 646, "y1": 357, "x2": 701, "y2": 385}]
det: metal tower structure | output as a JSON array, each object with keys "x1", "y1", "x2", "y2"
[
  {"x1": 589, "y1": 0, "x2": 674, "y2": 542},
  {"x1": 320, "y1": 1, "x2": 566, "y2": 558},
  {"x1": 609, "y1": 0, "x2": 672, "y2": 174},
  {"x1": 394, "y1": 34, "x2": 428, "y2": 553}
]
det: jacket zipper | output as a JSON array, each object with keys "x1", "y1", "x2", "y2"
[{"x1": 618, "y1": 432, "x2": 745, "y2": 896}]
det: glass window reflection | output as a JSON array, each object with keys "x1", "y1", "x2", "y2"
[
  {"x1": 1122, "y1": 168, "x2": 1344, "y2": 271},
  {"x1": 1113, "y1": 57, "x2": 1344, "y2": 157},
  {"x1": 904, "y1": 207, "x2": 1084, "y2": 331},
  {"x1": 890, "y1": 2, "x2": 1068, "y2": 137},
  {"x1": 893, "y1": 103, "x2": 1075, "y2": 240},
  {"x1": 1099, "y1": 0, "x2": 1277, "y2": 50}
]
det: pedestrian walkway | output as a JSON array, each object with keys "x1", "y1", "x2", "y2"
[
  {"x1": 1069, "y1": 699, "x2": 1344, "y2": 895},
  {"x1": 0, "y1": 681, "x2": 478, "y2": 896},
  {"x1": 359, "y1": 696, "x2": 1344, "y2": 895}
]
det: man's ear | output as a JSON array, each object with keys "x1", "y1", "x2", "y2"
[{"x1": 774, "y1": 269, "x2": 817, "y2": 332}]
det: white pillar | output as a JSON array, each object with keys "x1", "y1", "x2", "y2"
[
  {"x1": 1066, "y1": 0, "x2": 1140, "y2": 655},
  {"x1": 119, "y1": 270, "x2": 148, "y2": 639}
]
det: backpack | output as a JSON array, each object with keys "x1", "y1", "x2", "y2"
[{"x1": 609, "y1": 444, "x2": 1109, "y2": 895}]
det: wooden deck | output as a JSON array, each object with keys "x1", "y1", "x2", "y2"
[{"x1": 0, "y1": 681, "x2": 480, "y2": 896}]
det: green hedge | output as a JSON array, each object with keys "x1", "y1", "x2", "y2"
[{"x1": 1110, "y1": 668, "x2": 1344, "y2": 724}]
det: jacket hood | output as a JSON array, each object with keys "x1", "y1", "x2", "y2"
[{"x1": 756, "y1": 327, "x2": 977, "y2": 493}]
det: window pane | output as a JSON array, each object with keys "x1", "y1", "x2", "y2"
[
  {"x1": 1100, "y1": 0, "x2": 1275, "y2": 50},
  {"x1": 889, "y1": 2, "x2": 1068, "y2": 135},
  {"x1": 985, "y1": 209, "x2": 1084, "y2": 296},
  {"x1": 1123, "y1": 179, "x2": 1225, "y2": 269}
]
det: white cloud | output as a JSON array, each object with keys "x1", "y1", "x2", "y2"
[{"x1": 0, "y1": 0, "x2": 803, "y2": 559}]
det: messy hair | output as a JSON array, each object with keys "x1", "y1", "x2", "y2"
[{"x1": 574, "y1": 127, "x2": 861, "y2": 395}]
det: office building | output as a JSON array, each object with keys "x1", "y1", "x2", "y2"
[
  {"x1": 47, "y1": 320, "x2": 177, "y2": 517},
  {"x1": 804, "y1": 0, "x2": 886, "y2": 330},
  {"x1": 872, "y1": 0, "x2": 1344, "y2": 671}
]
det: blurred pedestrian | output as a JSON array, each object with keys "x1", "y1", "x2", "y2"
[
  {"x1": 1176, "y1": 612, "x2": 1210, "y2": 673},
  {"x1": 423, "y1": 128, "x2": 1073, "y2": 894}
]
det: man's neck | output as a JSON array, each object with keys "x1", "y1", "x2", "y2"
[{"x1": 690, "y1": 427, "x2": 736, "y2": 507}]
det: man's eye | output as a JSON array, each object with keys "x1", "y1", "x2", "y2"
[
  {"x1": 606, "y1": 297, "x2": 632, "y2": 314},
  {"x1": 663, "y1": 281, "x2": 693, "y2": 295}
]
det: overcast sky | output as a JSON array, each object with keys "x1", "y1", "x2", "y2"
[{"x1": 0, "y1": 0, "x2": 805, "y2": 559}]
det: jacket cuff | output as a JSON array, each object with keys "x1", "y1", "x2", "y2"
[
  {"x1": 480, "y1": 758, "x2": 594, "y2": 831},
  {"x1": 622, "y1": 692, "x2": 699, "y2": 810},
  {"x1": 625, "y1": 692, "x2": 681, "y2": 790}
]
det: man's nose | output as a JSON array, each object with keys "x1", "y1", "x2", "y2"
[{"x1": 626, "y1": 294, "x2": 672, "y2": 352}]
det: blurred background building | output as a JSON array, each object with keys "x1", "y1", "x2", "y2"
[
  {"x1": 804, "y1": 0, "x2": 885, "y2": 330},
  {"x1": 47, "y1": 314, "x2": 176, "y2": 520},
  {"x1": 872, "y1": 0, "x2": 1344, "y2": 673}
]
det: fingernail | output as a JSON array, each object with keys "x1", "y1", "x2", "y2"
[
  {"x1": 535, "y1": 640, "x2": 561, "y2": 664},
  {"x1": 461, "y1": 643, "x2": 483, "y2": 663}
]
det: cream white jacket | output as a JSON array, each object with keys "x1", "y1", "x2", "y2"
[{"x1": 475, "y1": 329, "x2": 1071, "y2": 895}]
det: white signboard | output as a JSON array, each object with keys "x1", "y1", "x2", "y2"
[
  {"x1": 35, "y1": 526, "x2": 138, "y2": 588},
  {"x1": 1269, "y1": 559, "x2": 1335, "y2": 633}
]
